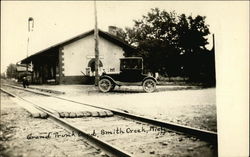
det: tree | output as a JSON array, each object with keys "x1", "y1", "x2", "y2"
[
  {"x1": 122, "y1": 8, "x2": 212, "y2": 81},
  {"x1": 115, "y1": 27, "x2": 127, "y2": 42},
  {"x1": 176, "y1": 14, "x2": 210, "y2": 54},
  {"x1": 6, "y1": 63, "x2": 17, "y2": 78},
  {"x1": 1, "y1": 72, "x2": 6, "y2": 79}
]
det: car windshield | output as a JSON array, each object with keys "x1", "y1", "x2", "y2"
[{"x1": 120, "y1": 58, "x2": 142, "y2": 70}]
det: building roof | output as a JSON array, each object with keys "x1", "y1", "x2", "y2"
[
  {"x1": 16, "y1": 64, "x2": 32, "y2": 72},
  {"x1": 21, "y1": 29, "x2": 137, "y2": 63}
]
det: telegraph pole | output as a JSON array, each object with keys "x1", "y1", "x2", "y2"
[
  {"x1": 26, "y1": 17, "x2": 34, "y2": 74},
  {"x1": 94, "y1": 0, "x2": 100, "y2": 86},
  {"x1": 212, "y1": 34, "x2": 215, "y2": 53}
]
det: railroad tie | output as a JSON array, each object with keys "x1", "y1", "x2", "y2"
[
  {"x1": 54, "y1": 104, "x2": 113, "y2": 118},
  {"x1": 56, "y1": 110, "x2": 113, "y2": 118}
]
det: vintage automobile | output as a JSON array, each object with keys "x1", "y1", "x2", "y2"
[{"x1": 98, "y1": 57, "x2": 157, "y2": 93}]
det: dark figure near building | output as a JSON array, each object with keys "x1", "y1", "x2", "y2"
[{"x1": 22, "y1": 77, "x2": 29, "y2": 88}]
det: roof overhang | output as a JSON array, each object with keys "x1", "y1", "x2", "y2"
[{"x1": 20, "y1": 29, "x2": 138, "y2": 64}]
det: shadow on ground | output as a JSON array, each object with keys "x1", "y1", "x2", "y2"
[{"x1": 85, "y1": 85, "x2": 206, "y2": 95}]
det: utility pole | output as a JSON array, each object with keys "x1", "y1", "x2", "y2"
[
  {"x1": 94, "y1": 0, "x2": 100, "y2": 86},
  {"x1": 212, "y1": 34, "x2": 215, "y2": 53},
  {"x1": 26, "y1": 17, "x2": 34, "y2": 74}
]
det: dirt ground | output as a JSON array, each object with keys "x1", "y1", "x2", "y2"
[
  {"x1": 66, "y1": 116, "x2": 217, "y2": 157},
  {"x1": 1, "y1": 79, "x2": 217, "y2": 156},
  {"x1": 0, "y1": 93, "x2": 105, "y2": 157},
  {"x1": 0, "y1": 90, "x2": 217, "y2": 157},
  {"x1": 55, "y1": 85, "x2": 217, "y2": 132},
  {"x1": 1, "y1": 80, "x2": 217, "y2": 132},
  {"x1": 3, "y1": 79, "x2": 217, "y2": 132}
]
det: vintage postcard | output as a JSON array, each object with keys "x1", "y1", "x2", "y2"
[{"x1": 1, "y1": 1, "x2": 249, "y2": 157}]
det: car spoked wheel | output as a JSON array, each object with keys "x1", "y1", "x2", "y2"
[
  {"x1": 143, "y1": 79, "x2": 156, "y2": 93},
  {"x1": 98, "y1": 79, "x2": 112, "y2": 92}
]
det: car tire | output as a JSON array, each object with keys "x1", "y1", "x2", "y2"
[
  {"x1": 98, "y1": 78, "x2": 112, "y2": 92},
  {"x1": 143, "y1": 79, "x2": 156, "y2": 93},
  {"x1": 110, "y1": 84, "x2": 116, "y2": 91}
]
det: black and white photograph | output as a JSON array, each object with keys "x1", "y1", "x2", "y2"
[{"x1": 1, "y1": 1, "x2": 249, "y2": 157}]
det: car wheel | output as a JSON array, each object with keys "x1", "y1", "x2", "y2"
[
  {"x1": 99, "y1": 78, "x2": 112, "y2": 92},
  {"x1": 143, "y1": 79, "x2": 156, "y2": 93},
  {"x1": 110, "y1": 84, "x2": 116, "y2": 91}
]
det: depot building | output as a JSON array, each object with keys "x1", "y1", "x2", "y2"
[{"x1": 20, "y1": 27, "x2": 137, "y2": 84}]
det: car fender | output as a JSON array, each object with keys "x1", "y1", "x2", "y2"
[
  {"x1": 100, "y1": 75, "x2": 116, "y2": 84},
  {"x1": 142, "y1": 76, "x2": 157, "y2": 85}
]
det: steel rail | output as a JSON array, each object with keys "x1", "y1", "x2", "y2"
[
  {"x1": 1, "y1": 87, "x2": 133, "y2": 157},
  {"x1": 3, "y1": 84, "x2": 218, "y2": 145},
  {"x1": 57, "y1": 96, "x2": 217, "y2": 145},
  {"x1": 1, "y1": 88, "x2": 16, "y2": 97},
  {"x1": 3, "y1": 84, "x2": 51, "y2": 97}
]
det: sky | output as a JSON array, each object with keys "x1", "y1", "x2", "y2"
[{"x1": 1, "y1": 1, "x2": 231, "y2": 72}]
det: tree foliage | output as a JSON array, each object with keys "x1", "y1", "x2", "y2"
[
  {"x1": 6, "y1": 63, "x2": 17, "y2": 78},
  {"x1": 118, "y1": 8, "x2": 215, "y2": 84},
  {"x1": 1, "y1": 72, "x2": 6, "y2": 79}
]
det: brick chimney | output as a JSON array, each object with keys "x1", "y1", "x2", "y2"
[{"x1": 108, "y1": 26, "x2": 118, "y2": 36}]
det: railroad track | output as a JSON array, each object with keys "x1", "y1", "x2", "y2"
[
  {"x1": 1, "y1": 84, "x2": 218, "y2": 156},
  {"x1": 1, "y1": 87, "x2": 132, "y2": 157}
]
